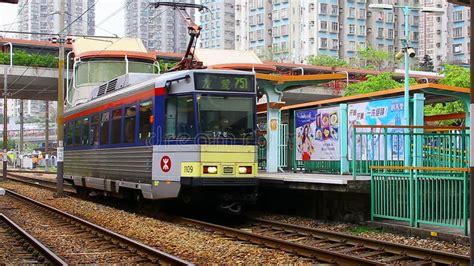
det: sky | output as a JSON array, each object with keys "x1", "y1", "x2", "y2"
[{"x1": 0, "y1": 0, "x2": 126, "y2": 38}]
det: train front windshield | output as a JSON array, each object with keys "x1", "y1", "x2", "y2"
[{"x1": 198, "y1": 95, "x2": 255, "y2": 141}]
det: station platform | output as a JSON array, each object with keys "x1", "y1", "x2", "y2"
[{"x1": 258, "y1": 172, "x2": 371, "y2": 193}]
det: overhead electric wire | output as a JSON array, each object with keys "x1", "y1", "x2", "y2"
[
  {"x1": 58, "y1": 0, "x2": 99, "y2": 35},
  {"x1": 5, "y1": 0, "x2": 29, "y2": 32},
  {"x1": 0, "y1": 30, "x2": 119, "y2": 38}
]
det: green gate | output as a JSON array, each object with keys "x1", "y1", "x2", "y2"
[{"x1": 371, "y1": 166, "x2": 469, "y2": 235}]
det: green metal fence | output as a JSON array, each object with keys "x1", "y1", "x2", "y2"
[
  {"x1": 352, "y1": 125, "x2": 469, "y2": 178},
  {"x1": 257, "y1": 136, "x2": 266, "y2": 170},
  {"x1": 371, "y1": 166, "x2": 469, "y2": 235},
  {"x1": 278, "y1": 124, "x2": 289, "y2": 168}
]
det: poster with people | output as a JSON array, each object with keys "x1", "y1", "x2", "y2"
[
  {"x1": 295, "y1": 107, "x2": 340, "y2": 161},
  {"x1": 348, "y1": 97, "x2": 405, "y2": 161}
]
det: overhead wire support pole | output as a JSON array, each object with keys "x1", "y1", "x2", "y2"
[
  {"x1": 55, "y1": 0, "x2": 65, "y2": 197},
  {"x1": 2, "y1": 42, "x2": 12, "y2": 181}
]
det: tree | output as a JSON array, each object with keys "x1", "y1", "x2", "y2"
[
  {"x1": 344, "y1": 72, "x2": 417, "y2": 96},
  {"x1": 418, "y1": 55, "x2": 434, "y2": 72},
  {"x1": 424, "y1": 101, "x2": 465, "y2": 126},
  {"x1": 307, "y1": 54, "x2": 349, "y2": 68},
  {"x1": 355, "y1": 46, "x2": 392, "y2": 70},
  {"x1": 422, "y1": 64, "x2": 470, "y2": 126},
  {"x1": 439, "y1": 64, "x2": 470, "y2": 88}
]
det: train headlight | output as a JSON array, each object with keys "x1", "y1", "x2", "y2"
[
  {"x1": 238, "y1": 166, "x2": 252, "y2": 174},
  {"x1": 204, "y1": 166, "x2": 218, "y2": 174}
]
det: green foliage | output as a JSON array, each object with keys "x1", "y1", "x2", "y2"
[
  {"x1": 0, "y1": 140, "x2": 16, "y2": 150},
  {"x1": 158, "y1": 60, "x2": 178, "y2": 72},
  {"x1": 355, "y1": 46, "x2": 392, "y2": 70},
  {"x1": 424, "y1": 101, "x2": 465, "y2": 126},
  {"x1": 346, "y1": 226, "x2": 381, "y2": 235},
  {"x1": 439, "y1": 64, "x2": 470, "y2": 88},
  {"x1": 344, "y1": 72, "x2": 417, "y2": 96},
  {"x1": 0, "y1": 50, "x2": 58, "y2": 68},
  {"x1": 308, "y1": 54, "x2": 349, "y2": 68}
]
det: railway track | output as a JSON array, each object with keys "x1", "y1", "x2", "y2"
[
  {"x1": 7, "y1": 172, "x2": 73, "y2": 191},
  {"x1": 5, "y1": 171, "x2": 470, "y2": 265},
  {"x1": 1, "y1": 189, "x2": 191, "y2": 265},
  {"x1": 172, "y1": 216, "x2": 469, "y2": 265},
  {"x1": 0, "y1": 213, "x2": 67, "y2": 265}
]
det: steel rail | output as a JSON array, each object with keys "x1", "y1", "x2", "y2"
[
  {"x1": 251, "y1": 217, "x2": 470, "y2": 265},
  {"x1": 6, "y1": 173, "x2": 75, "y2": 193},
  {"x1": 171, "y1": 216, "x2": 379, "y2": 265},
  {"x1": 5, "y1": 189, "x2": 192, "y2": 266},
  {"x1": 0, "y1": 213, "x2": 68, "y2": 265}
]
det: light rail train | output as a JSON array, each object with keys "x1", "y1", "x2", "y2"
[
  {"x1": 64, "y1": 69, "x2": 259, "y2": 213},
  {"x1": 63, "y1": 3, "x2": 258, "y2": 213}
]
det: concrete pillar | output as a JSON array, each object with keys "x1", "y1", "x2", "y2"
[
  {"x1": 413, "y1": 93, "x2": 425, "y2": 167},
  {"x1": 19, "y1": 100, "x2": 23, "y2": 153},
  {"x1": 265, "y1": 86, "x2": 283, "y2": 173},
  {"x1": 339, "y1": 104, "x2": 349, "y2": 174}
]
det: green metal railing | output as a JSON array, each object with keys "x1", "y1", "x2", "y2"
[
  {"x1": 352, "y1": 125, "x2": 469, "y2": 179},
  {"x1": 371, "y1": 166, "x2": 469, "y2": 235},
  {"x1": 278, "y1": 124, "x2": 289, "y2": 168},
  {"x1": 257, "y1": 137, "x2": 266, "y2": 170}
]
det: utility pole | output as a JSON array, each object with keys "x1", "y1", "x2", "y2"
[
  {"x1": 19, "y1": 100, "x2": 23, "y2": 153},
  {"x1": 2, "y1": 42, "x2": 12, "y2": 181},
  {"x1": 45, "y1": 100, "x2": 49, "y2": 172},
  {"x1": 55, "y1": 0, "x2": 65, "y2": 197}
]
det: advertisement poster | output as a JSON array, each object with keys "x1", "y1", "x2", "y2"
[
  {"x1": 296, "y1": 107, "x2": 340, "y2": 161},
  {"x1": 348, "y1": 97, "x2": 404, "y2": 160}
]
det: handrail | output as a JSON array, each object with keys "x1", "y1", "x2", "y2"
[
  {"x1": 354, "y1": 125, "x2": 469, "y2": 130},
  {"x1": 370, "y1": 165, "x2": 470, "y2": 172}
]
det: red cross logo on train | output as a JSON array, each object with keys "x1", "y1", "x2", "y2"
[{"x1": 160, "y1": 156, "x2": 171, "y2": 172}]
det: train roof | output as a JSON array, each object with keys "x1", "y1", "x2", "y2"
[{"x1": 65, "y1": 69, "x2": 256, "y2": 118}]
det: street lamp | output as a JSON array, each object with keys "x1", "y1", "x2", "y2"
[{"x1": 369, "y1": 4, "x2": 444, "y2": 167}]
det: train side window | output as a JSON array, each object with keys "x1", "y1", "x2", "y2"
[
  {"x1": 91, "y1": 115, "x2": 99, "y2": 145},
  {"x1": 82, "y1": 117, "x2": 90, "y2": 145},
  {"x1": 139, "y1": 101, "x2": 153, "y2": 142},
  {"x1": 111, "y1": 108, "x2": 122, "y2": 144},
  {"x1": 100, "y1": 112, "x2": 110, "y2": 145},
  {"x1": 165, "y1": 96, "x2": 195, "y2": 140},
  {"x1": 74, "y1": 120, "x2": 81, "y2": 145},
  {"x1": 124, "y1": 105, "x2": 136, "y2": 143},
  {"x1": 66, "y1": 122, "x2": 73, "y2": 146}
]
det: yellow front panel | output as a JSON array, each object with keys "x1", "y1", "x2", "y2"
[{"x1": 200, "y1": 145, "x2": 257, "y2": 163}]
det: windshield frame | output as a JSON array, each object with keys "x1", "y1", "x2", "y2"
[
  {"x1": 74, "y1": 58, "x2": 157, "y2": 88},
  {"x1": 196, "y1": 93, "x2": 256, "y2": 144}
]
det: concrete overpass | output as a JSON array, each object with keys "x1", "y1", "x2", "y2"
[{"x1": 0, "y1": 65, "x2": 63, "y2": 101}]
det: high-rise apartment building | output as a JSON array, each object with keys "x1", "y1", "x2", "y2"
[
  {"x1": 17, "y1": 0, "x2": 95, "y2": 41},
  {"x1": 125, "y1": 0, "x2": 194, "y2": 52},
  {"x1": 200, "y1": 0, "x2": 422, "y2": 65},
  {"x1": 446, "y1": 3, "x2": 471, "y2": 66},
  {"x1": 199, "y1": 0, "x2": 236, "y2": 49},
  {"x1": 418, "y1": 0, "x2": 448, "y2": 70}
]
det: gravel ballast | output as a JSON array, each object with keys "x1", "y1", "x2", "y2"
[
  {"x1": 0, "y1": 182, "x2": 309, "y2": 264},
  {"x1": 256, "y1": 213, "x2": 470, "y2": 256}
]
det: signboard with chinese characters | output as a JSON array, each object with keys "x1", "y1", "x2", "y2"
[
  {"x1": 194, "y1": 73, "x2": 255, "y2": 92},
  {"x1": 348, "y1": 97, "x2": 405, "y2": 160},
  {"x1": 295, "y1": 107, "x2": 340, "y2": 161}
]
